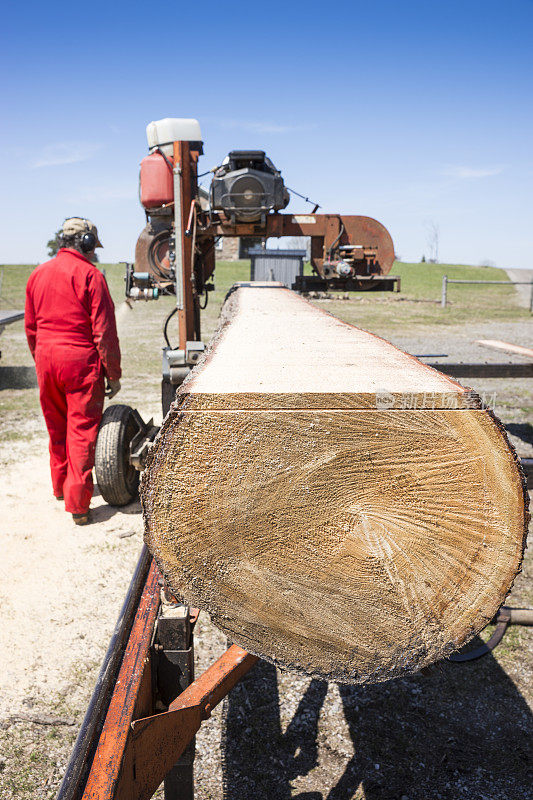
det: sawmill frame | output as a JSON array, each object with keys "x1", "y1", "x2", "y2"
[
  {"x1": 134, "y1": 140, "x2": 397, "y2": 355},
  {"x1": 72, "y1": 131, "x2": 532, "y2": 799},
  {"x1": 56, "y1": 547, "x2": 257, "y2": 800}
]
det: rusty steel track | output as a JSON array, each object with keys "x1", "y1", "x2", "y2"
[
  {"x1": 58, "y1": 547, "x2": 257, "y2": 800},
  {"x1": 56, "y1": 546, "x2": 153, "y2": 800},
  {"x1": 82, "y1": 557, "x2": 161, "y2": 799}
]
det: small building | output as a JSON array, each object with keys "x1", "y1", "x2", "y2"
[{"x1": 216, "y1": 237, "x2": 263, "y2": 261}]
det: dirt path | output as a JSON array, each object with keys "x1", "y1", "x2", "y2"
[
  {"x1": 0, "y1": 433, "x2": 143, "y2": 720},
  {"x1": 506, "y1": 269, "x2": 533, "y2": 309}
]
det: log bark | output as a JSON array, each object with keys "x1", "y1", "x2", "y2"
[{"x1": 141, "y1": 284, "x2": 529, "y2": 683}]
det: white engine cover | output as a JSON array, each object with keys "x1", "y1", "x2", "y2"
[{"x1": 146, "y1": 118, "x2": 202, "y2": 157}]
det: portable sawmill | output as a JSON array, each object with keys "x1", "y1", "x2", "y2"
[
  {"x1": 60, "y1": 119, "x2": 531, "y2": 800},
  {"x1": 94, "y1": 117, "x2": 397, "y2": 505}
]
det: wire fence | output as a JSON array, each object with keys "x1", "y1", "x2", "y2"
[{"x1": 441, "y1": 275, "x2": 533, "y2": 313}]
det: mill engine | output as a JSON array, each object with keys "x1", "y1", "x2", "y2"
[
  {"x1": 133, "y1": 117, "x2": 395, "y2": 303},
  {"x1": 210, "y1": 150, "x2": 289, "y2": 224}
]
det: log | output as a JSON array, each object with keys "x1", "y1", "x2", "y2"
[{"x1": 141, "y1": 284, "x2": 528, "y2": 683}]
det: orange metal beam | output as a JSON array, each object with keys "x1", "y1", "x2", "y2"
[
  {"x1": 174, "y1": 140, "x2": 197, "y2": 350},
  {"x1": 119, "y1": 646, "x2": 258, "y2": 800},
  {"x1": 198, "y1": 213, "x2": 396, "y2": 277},
  {"x1": 81, "y1": 554, "x2": 258, "y2": 800},
  {"x1": 82, "y1": 559, "x2": 160, "y2": 800}
]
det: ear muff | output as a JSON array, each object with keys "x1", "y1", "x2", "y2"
[{"x1": 79, "y1": 230, "x2": 97, "y2": 253}]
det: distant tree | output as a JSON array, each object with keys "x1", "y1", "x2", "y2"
[
  {"x1": 285, "y1": 236, "x2": 311, "y2": 259},
  {"x1": 266, "y1": 236, "x2": 311, "y2": 260},
  {"x1": 479, "y1": 259, "x2": 496, "y2": 268},
  {"x1": 421, "y1": 254, "x2": 426, "y2": 263},
  {"x1": 46, "y1": 229, "x2": 98, "y2": 261},
  {"x1": 47, "y1": 229, "x2": 62, "y2": 257},
  {"x1": 424, "y1": 220, "x2": 440, "y2": 263}
]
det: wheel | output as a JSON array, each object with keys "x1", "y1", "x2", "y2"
[{"x1": 95, "y1": 404, "x2": 140, "y2": 506}]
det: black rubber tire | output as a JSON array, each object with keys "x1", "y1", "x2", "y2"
[{"x1": 95, "y1": 404, "x2": 140, "y2": 506}]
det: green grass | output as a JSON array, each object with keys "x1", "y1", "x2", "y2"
[
  {"x1": 0, "y1": 258, "x2": 527, "y2": 431},
  {"x1": 205, "y1": 260, "x2": 526, "y2": 335},
  {"x1": 1, "y1": 258, "x2": 526, "y2": 353},
  {"x1": 390, "y1": 261, "x2": 513, "y2": 299},
  {"x1": 1, "y1": 259, "x2": 524, "y2": 332},
  {"x1": 310, "y1": 261, "x2": 527, "y2": 336},
  {"x1": 192, "y1": 259, "x2": 526, "y2": 336},
  {"x1": 0, "y1": 265, "x2": 35, "y2": 310},
  {"x1": 1, "y1": 258, "x2": 526, "y2": 361}
]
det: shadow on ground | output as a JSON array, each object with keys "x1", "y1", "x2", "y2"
[
  {"x1": 89, "y1": 498, "x2": 141, "y2": 523},
  {"x1": 222, "y1": 645, "x2": 532, "y2": 800},
  {"x1": 505, "y1": 422, "x2": 533, "y2": 449},
  {"x1": 0, "y1": 365, "x2": 37, "y2": 390}
]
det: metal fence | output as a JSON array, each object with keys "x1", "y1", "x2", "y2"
[{"x1": 441, "y1": 275, "x2": 533, "y2": 312}]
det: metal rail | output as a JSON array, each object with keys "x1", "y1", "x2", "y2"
[
  {"x1": 441, "y1": 275, "x2": 533, "y2": 311},
  {"x1": 425, "y1": 362, "x2": 533, "y2": 378},
  {"x1": 81, "y1": 558, "x2": 161, "y2": 799},
  {"x1": 449, "y1": 606, "x2": 533, "y2": 662},
  {"x1": 293, "y1": 274, "x2": 401, "y2": 293},
  {"x1": 58, "y1": 547, "x2": 258, "y2": 800},
  {"x1": 56, "y1": 546, "x2": 152, "y2": 800}
]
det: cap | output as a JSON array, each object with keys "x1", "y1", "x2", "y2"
[{"x1": 62, "y1": 217, "x2": 103, "y2": 248}]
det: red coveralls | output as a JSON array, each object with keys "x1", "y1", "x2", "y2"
[{"x1": 25, "y1": 248, "x2": 121, "y2": 514}]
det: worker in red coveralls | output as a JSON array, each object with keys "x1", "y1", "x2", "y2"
[{"x1": 25, "y1": 217, "x2": 121, "y2": 525}]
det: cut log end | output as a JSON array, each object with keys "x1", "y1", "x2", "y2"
[{"x1": 141, "y1": 285, "x2": 529, "y2": 683}]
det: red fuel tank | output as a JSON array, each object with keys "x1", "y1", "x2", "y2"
[{"x1": 140, "y1": 152, "x2": 174, "y2": 208}]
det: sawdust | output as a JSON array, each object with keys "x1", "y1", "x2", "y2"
[{"x1": 0, "y1": 430, "x2": 142, "y2": 720}]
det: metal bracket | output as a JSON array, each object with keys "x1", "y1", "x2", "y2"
[
  {"x1": 173, "y1": 164, "x2": 184, "y2": 310},
  {"x1": 153, "y1": 597, "x2": 195, "y2": 800},
  {"x1": 126, "y1": 646, "x2": 257, "y2": 800},
  {"x1": 293, "y1": 274, "x2": 401, "y2": 293},
  {"x1": 448, "y1": 606, "x2": 533, "y2": 662},
  {"x1": 162, "y1": 342, "x2": 205, "y2": 386},
  {"x1": 129, "y1": 410, "x2": 160, "y2": 470}
]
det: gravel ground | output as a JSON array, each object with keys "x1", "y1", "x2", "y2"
[
  {"x1": 387, "y1": 319, "x2": 533, "y2": 458},
  {"x1": 0, "y1": 310, "x2": 531, "y2": 800}
]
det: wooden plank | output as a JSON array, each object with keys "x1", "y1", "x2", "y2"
[
  {"x1": 142, "y1": 285, "x2": 528, "y2": 684},
  {"x1": 476, "y1": 339, "x2": 533, "y2": 359}
]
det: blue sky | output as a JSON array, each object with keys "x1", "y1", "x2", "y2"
[{"x1": 1, "y1": 0, "x2": 532, "y2": 267}]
